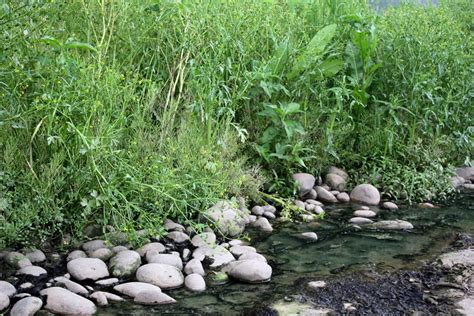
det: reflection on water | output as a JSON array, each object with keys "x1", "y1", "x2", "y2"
[{"x1": 102, "y1": 193, "x2": 473, "y2": 315}]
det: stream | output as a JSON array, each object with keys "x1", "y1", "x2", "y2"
[{"x1": 100, "y1": 193, "x2": 473, "y2": 315}]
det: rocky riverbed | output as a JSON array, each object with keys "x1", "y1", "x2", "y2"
[{"x1": 0, "y1": 166, "x2": 473, "y2": 315}]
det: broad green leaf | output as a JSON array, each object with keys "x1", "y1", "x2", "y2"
[
  {"x1": 264, "y1": 40, "x2": 290, "y2": 76},
  {"x1": 259, "y1": 126, "x2": 279, "y2": 144},
  {"x1": 281, "y1": 102, "x2": 301, "y2": 115},
  {"x1": 318, "y1": 58, "x2": 344, "y2": 77},
  {"x1": 345, "y1": 42, "x2": 363, "y2": 83},
  {"x1": 288, "y1": 24, "x2": 337, "y2": 79}
]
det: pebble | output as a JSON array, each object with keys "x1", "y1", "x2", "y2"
[
  {"x1": 382, "y1": 202, "x2": 399, "y2": 210},
  {"x1": 184, "y1": 259, "x2": 205, "y2": 276},
  {"x1": 147, "y1": 252, "x2": 183, "y2": 270},
  {"x1": 251, "y1": 206, "x2": 264, "y2": 216},
  {"x1": 90, "y1": 291, "x2": 108, "y2": 306},
  {"x1": 164, "y1": 219, "x2": 185, "y2": 232},
  {"x1": 166, "y1": 231, "x2": 190, "y2": 243},
  {"x1": 10, "y1": 296, "x2": 43, "y2": 316},
  {"x1": 40, "y1": 287, "x2": 97, "y2": 315},
  {"x1": 54, "y1": 276, "x2": 88, "y2": 295},
  {"x1": 112, "y1": 245, "x2": 129, "y2": 253},
  {"x1": 0, "y1": 281, "x2": 16, "y2": 297},
  {"x1": 349, "y1": 217, "x2": 374, "y2": 225},
  {"x1": 67, "y1": 250, "x2": 87, "y2": 261},
  {"x1": 182, "y1": 248, "x2": 191, "y2": 261},
  {"x1": 308, "y1": 281, "x2": 327, "y2": 289},
  {"x1": 24, "y1": 249, "x2": 46, "y2": 263},
  {"x1": 136, "y1": 263, "x2": 184, "y2": 289},
  {"x1": 19, "y1": 282, "x2": 34, "y2": 290},
  {"x1": 315, "y1": 186, "x2": 338, "y2": 203},
  {"x1": 95, "y1": 278, "x2": 120, "y2": 287},
  {"x1": 185, "y1": 273, "x2": 206, "y2": 292},
  {"x1": 191, "y1": 232, "x2": 217, "y2": 247},
  {"x1": 230, "y1": 245, "x2": 256, "y2": 257},
  {"x1": 109, "y1": 250, "x2": 142, "y2": 278},
  {"x1": 353, "y1": 210, "x2": 376, "y2": 218},
  {"x1": 82, "y1": 240, "x2": 108, "y2": 252},
  {"x1": 17, "y1": 265, "x2": 47, "y2": 276},
  {"x1": 263, "y1": 211, "x2": 276, "y2": 219},
  {"x1": 239, "y1": 252, "x2": 267, "y2": 262},
  {"x1": 67, "y1": 258, "x2": 109, "y2": 281},
  {"x1": 224, "y1": 259, "x2": 272, "y2": 283},
  {"x1": 262, "y1": 205, "x2": 277, "y2": 213},
  {"x1": 305, "y1": 204, "x2": 316, "y2": 212},
  {"x1": 134, "y1": 290, "x2": 176, "y2": 305},
  {"x1": 137, "y1": 242, "x2": 166, "y2": 257},
  {"x1": 114, "y1": 282, "x2": 162, "y2": 298},
  {"x1": 294, "y1": 200, "x2": 305, "y2": 210},
  {"x1": 306, "y1": 199, "x2": 323, "y2": 206},
  {"x1": 192, "y1": 245, "x2": 235, "y2": 268},
  {"x1": 253, "y1": 217, "x2": 273, "y2": 232},
  {"x1": 336, "y1": 192, "x2": 350, "y2": 202},
  {"x1": 103, "y1": 292, "x2": 124, "y2": 302},
  {"x1": 89, "y1": 248, "x2": 113, "y2": 261},
  {"x1": 300, "y1": 232, "x2": 318, "y2": 241}
]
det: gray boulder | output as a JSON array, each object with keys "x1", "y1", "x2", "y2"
[
  {"x1": 202, "y1": 200, "x2": 247, "y2": 237},
  {"x1": 0, "y1": 281, "x2": 16, "y2": 297},
  {"x1": 67, "y1": 258, "x2": 109, "y2": 281},
  {"x1": 192, "y1": 245, "x2": 235, "y2": 268},
  {"x1": 191, "y1": 232, "x2": 217, "y2": 247},
  {"x1": 224, "y1": 259, "x2": 272, "y2": 283},
  {"x1": 134, "y1": 290, "x2": 176, "y2": 305},
  {"x1": 0, "y1": 293, "x2": 9, "y2": 312},
  {"x1": 137, "y1": 242, "x2": 165, "y2": 257},
  {"x1": 239, "y1": 252, "x2": 268, "y2": 262},
  {"x1": 350, "y1": 184, "x2": 380, "y2": 205},
  {"x1": 353, "y1": 210, "x2": 376, "y2": 218},
  {"x1": 89, "y1": 248, "x2": 113, "y2": 261},
  {"x1": 451, "y1": 176, "x2": 466, "y2": 189},
  {"x1": 336, "y1": 192, "x2": 350, "y2": 203},
  {"x1": 136, "y1": 263, "x2": 184, "y2": 289},
  {"x1": 146, "y1": 253, "x2": 183, "y2": 270},
  {"x1": 300, "y1": 232, "x2": 318, "y2": 241},
  {"x1": 327, "y1": 166, "x2": 349, "y2": 181},
  {"x1": 369, "y1": 220, "x2": 413, "y2": 230},
  {"x1": 16, "y1": 266, "x2": 47, "y2": 277},
  {"x1": 164, "y1": 219, "x2": 185, "y2": 232},
  {"x1": 185, "y1": 273, "x2": 206, "y2": 292},
  {"x1": 325, "y1": 173, "x2": 346, "y2": 191},
  {"x1": 10, "y1": 296, "x2": 43, "y2": 316},
  {"x1": 166, "y1": 231, "x2": 190, "y2": 243},
  {"x1": 455, "y1": 167, "x2": 474, "y2": 181},
  {"x1": 253, "y1": 217, "x2": 273, "y2": 232},
  {"x1": 292, "y1": 173, "x2": 315, "y2": 195},
  {"x1": 251, "y1": 206, "x2": 264, "y2": 216},
  {"x1": 114, "y1": 282, "x2": 162, "y2": 298},
  {"x1": 54, "y1": 276, "x2": 88, "y2": 295},
  {"x1": 82, "y1": 240, "x2": 108, "y2": 252},
  {"x1": 315, "y1": 186, "x2": 338, "y2": 203},
  {"x1": 40, "y1": 287, "x2": 96, "y2": 315},
  {"x1": 382, "y1": 202, "x2": 399, "y2": 210},
  {"x1": 24, "y1": 249, "x2": 46, "y2": 263},
  {"x1": 108, "y1": 250, "x2": 141, "y2": 278},
  {"x1": 90, "y1": 292, "x2": 108, "y2": 306},
  {"x1": 229, "y1": 245, "x2": 256, "y2": 257},
  {"x1": 67, "y1": 250, "x2": 87, "y2": 262},
  {"x1": 438, "y1": 249, "x2": 474, "y2": 268},
  {"x1": 184, "y1": 259, "x2": 205, "y2": 276}
]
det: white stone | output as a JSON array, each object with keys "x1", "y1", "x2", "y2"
[
  {"x1": 136, "y1": 263, "x2": 184, "y2": 289},
  {"x1": 185, "y1": 273, "x2": 206, "y2": 292},
  {"x1": 10, "y1": 296, "x2": 42, "y2": 316},
  {"x1": 67, "y1": 258, "x2": 109, "y2": 281},
  {"x1": 40, "y1": 287, "x2": 96, "y2": 315}
]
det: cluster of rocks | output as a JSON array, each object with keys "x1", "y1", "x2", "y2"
[
  {"x1": 452, "y1": 167, "x2": 474, "y2": 191},
  {"x1": 348, "y1": 205, "x2": 413, "y2": 231},
  {"x1": 0, "y1": 217, "x2": 272, "y2": 315}
]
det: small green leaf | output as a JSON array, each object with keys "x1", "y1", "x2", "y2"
[{"x1": 37, "y1": 36, "x2": 62, "y2": 48}]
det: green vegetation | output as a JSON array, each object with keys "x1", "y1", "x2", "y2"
[{"x1": 1, "y1": 0, "x2": 472, "y2": 247}]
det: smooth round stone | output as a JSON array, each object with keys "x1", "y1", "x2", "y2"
[
  {"x1": 292, "y1": 173, "x2": 315, "y2": 195},
  {"x1": 17, "y1": 265, "x2": 47, "y2": 276},
  {"x1": 251, "y1": 206, "x2": 264, "y2": 216},
  {"x1": 185, "y1": 273, "x2": 206, "y2": 292},
  {"x1": 301, "y1": 214, "x2": 316, "y2": 221},
  {"x1": 67, "y1": 250, "x2": 87, "y2": 262},
  {"x1": 67, "y1": 258, "x2": 109, "y2": 281},
  {"x1": 182, "y1": 248, "x2": 191, "y2": 261},
  {"x1": 0, "y1": 293, "x2": 9, "y2": 311},
  {"x1": 164, "y1": 219, "x2": 185, "y2": 232},
  {"x1": 224, "y1": 260, "x2": 272, "y2": 283},
  {"x1": 300, "y1": 232, "x2": 318, "y2": 241},
  {"x1": 90, "y1": 291, "x2": 108, "y2": 306},
  {"x1": 350, "y1": 184, "x2": 380, "y2": 205},
  {"x1": 263, "y1": 211, "x2": 276, "y2": 219},
  {"x1": 229, "y1": 245, "x2": 256, "y2": 257},
  {"x1": 247, "y1": 215, "x2": 257, "y2": 223},
  {"x1": 184, "y1": 259, "x2": 205, "y2": 276},
  {"x1": 10, "y1": 296, "x2": 43, "y2": 316},
  {"x1": 114, "y1": 282, "x2": 162, "y2": 298},
  {"x1": 349, "y1": 217, "x2": 374, "y2": 225},
  {"x1": 382, "y1": 202, "x2": 399, "y2": 210},
  {"x1": 353, "y1": 210, "x2": 376, "y2": 218},
  {"x1": 294, "y1": 200, "x2": 305, "y2": 210},
  {"x1": 134, "y1": 290, "x2": 176, "y2": 305},
  {"x1": 54, "y1": 277, "x2": 88, "y2": 295},
  {"x1": 109, "y1": 250, "x2": 141, "y2": 278},
  {"x1": 369, "y1": 220, "x2": 414, "y2": 230},
  {"x1": 308, "y1": 281, "x2": 327, "y2": 289},
  {"x1": 17, "y1": 258, "x2": 33, "y2": 269},
  {"x1": 112, "y1": 246, "x2": 129, "y2": 253},
  {"x1": 40, "y1": 287, "x2": 97, "y2": 315},
  {"x1": 262, "y1": 205, "x2": 277, "y2": 213},
  {"x1": 19, "y1": 282, "x2": 33, "y2": 290},
  {"x1": 238, "y1": 252, "x2": 267, "y2": 262},
  {"x1": 419, "y1": 202, "x2": 435, "y2": 208},
  {"x1": 89, "y1": 248, "x2": 113, "y2": 261},
  {"x1": 360, "y1": 206, "x2": 370, "y2": 210},
  {"x1": 315, "y1": 186, "x2": 338, "y2": 203},
  {"x1": 24, "y1": 249, "x2": 46, "y2": 263},
  {"x1": 191, "y1": 232, "x2": 217, "y2": 247},
  {"x1": 192, "y1": 245, "x2": 235, "y2": 268},
  {"x1": 336, "y1": 192, "x2": 350, "y2": 202},
  {"x1": 325, "y1": 173, "x2": 346, "y2": 191},
  {"x1": 95, "y1": 278, "x2": 119, "y2": 287},
  {"x1": 102, "y1": 292, "x2": 124, "y2": 302},
  {"x1": 0, "y1": 281, "x2": 16, "y2": 297},
  {"x1": 305, "y1": 204, "x2": 316, "y2": 212},
  {"x1": 166, "y1": 231, "x2": 190, "y2": 243},
  {"x1": 136, "y1": 263, "x2": 184, "y2": 289},
  {"x1": 306, "y1": 199, "x2": 323, "y2": 206},
  {"x1": 329, "y1": 190, "x2": 340, "y2": 196},
  {"x1": 137, "y1": 242, "x2": 166, "y2": 257},
  {"x1": 82, "y1": 240, "x2": 108, "y2": 252},
  {"x1": 5, "y1": 252, "x2": 28, "y2": 268},
  {"x1": 253, "y1": 217, "x2": 273, "y2": 232},
  {"x1": 146, "y1": 253, "x2": 183, "y2": 270}
]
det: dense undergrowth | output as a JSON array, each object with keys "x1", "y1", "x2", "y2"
[{"x1": 0, "y1": 0, "x2": 472, "y2": 247}]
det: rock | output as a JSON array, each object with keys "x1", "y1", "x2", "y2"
[
  {"x1": 262, "y1": 205, "x2": 277, "y2": 213},
  {"x1": 306, "y1": 199, "x2": 323, "y2": 206},
  {"x1": 229, "y1": 239, "x2": 249, "y2": 247},
  {"x1": 24, "y1": 249, "x2": 46, "y2": 263},
  {"x1": 369, "y1": 220, "x2": 414, "y2": 230},
  {"x1": 185, "y1": 273, "x2": 206, "y2": 292},
  {"x1": 40, "y1": 287, "x2": 97, "y2": 315},
  {"x1": 202, "y1": 200, "x2": 246, "y2": 237},
  {"x1": 112, "y1": 245, "x2": 128, "y2": 253},
  {"x1": 455, "y1": 297, "x2": 474, "y2": 315},
  {"x1": 5, "y1": 252, "x2": 30, "y2": 269},
  {"x1": 253, "y1": 217, "x2": 273, "y2": 232},
  {"x1": 251, "y1": 206, "x2": 264, "y2": 216},
  {"x1": 0, "y1": 293, "x2": 9, "y2": 312},
  {"x1": 349, "y1": 217, "x2": 374, "y2": 225},
  {"x1": 263, "y1": 211, "x2": 276, "y2": 219},
  {"x1": 67, "y1": 258, "x2": 109, "y2": 281},
  {"x1": 0, "y1": 281, "x2": 16, "y2": 297},
  {"x1": 164, "y1": 219, "x2": 185, "y2": 232},
  {"x1": 294, "y1": 200, "x2": 305, "y2": 211},
  {"x1": 239, "y1": 252, "x2": 267, "y2": 262},
  {"x1": 114, "y1": 282, "x2": 162, "y2": 298},
  {"x1": 455, "y1": 167, "x2": 474, "y2": 181},
  {"x1": 192, "y1": 245, "x2": 235, "y2": 268},
  {"x1": 166, "y1": 231, "x2": 190, "y2": 243},
  {"x1": 10, "y1": 296, "x2": 43, "y2": 316},
  {"x1": 134, "y1": 290, "x2": 176, "y2": 305},
  {"x1": 136, "y1": 263, "x2": 184, "y2": 289},
  {"x1": 308, "y1": 280, "x2": 327, "y2": 289},
  {"x1": 315, "y1": 186, "x2": 338, "y2": 203},
  {"x1": 336, "y1": 192, "x2": 350, "y2": 203},
  {"x1": 229, "y1": 245, "x2": 256, "y2": 257},
  {"x1": 419, "y1": 202, "x2": 435, "y2": 208},
  {"x1": 300, "y1": 232, "x2": 318, "y2": 241},
  {"x1": 208, "y1": 271, "x2": 229, "y2": 285},
  {"x1": 313, "y1": 205, "x2": 324, "y2": 215},
  {"x1": 67, "y1": 250, "x2": 87, "y2": 261},
  {"x1": 350, "y1": 184, "x2": 380, "y2": 205},
  {"x1": 224, "y1": 260, "x2": 272, "y2": 283},
  {"x1": 382, "y1": 202, "x2": 399, "y2": 210},
  {"x1": 54, "y1": 276, "x2": 88, "y2": 295},
  {"x1": 137, "y1": 242, "x2": 165, "y2": 257},
  {"x1": 302, "y1": 188, "x2": 317, "y2": 200},
  {"x1": 301, "y1": 214, "x2": 316, "y2": 221},
  {"x1": 82, "y1": 239, "x2": 108, "y2": 252},
  {"x1": 17, "y1": 265, "x2": 47, "y2": 276},
  {"x1": 272, "y1": 300, "x2": 333, "y2": 315},
  {"x1": 147, "y1": 253, "x2": 183, "y2": 270},
  {"x1": 325, "y1": 173, "x2": 346, "y2": 191},
  {"x1": 184, "y1": 259, "x2": 205, "y2": 276},
  {"x1": 182, "y1": 248, "x2": 191, "y2": 261},
  {"x1": 330, "y1": 190, "x2": 340, "y2": 196},
  {"x1": 327, "y1": 166, "x2": 349, "y2": 181},
  {"x1": 109, "y1": 250, "x2": 141, "y2": 278},
  {"x1": 19, "y1": 282, "x2": 33, "y2": 290},
  {"x1": 438, "y1": 249, "x2": 474, "y2": 268},
  {"x1": 191, "y1": 232, "x2": 217, "y2": 247},
  {"x1": 13, "y1": 293, "x2": 31, "y2": 299},
  {"x1": 305, "y1": 203, "x2": 316, "y2": 212},
  {"x1": 360, "y1": 206, "x2": 370, "y2": 210},
  {"x1": 89, "y1": 248, "x2": 113, "y2": 261},
  {"x1": 292, "y1": 173, "x2": 315, "y2": 195},
  {"x1": 353, "y1": 210, "x2": 376, "y2": 218},
  {"x1": 451, "y1": 176, "x2": 466, "y2": 189},
  {"x1": 462, "y1": 183, "x2": 474, "y2": 191},
  {"x1": 248, "y1": 215, "x2": 257, "y2": 223},
  {"x1": 95, "y1": 278, "x2": 119, "y2": 287},
  {"x1": 102, "y1": 292, "x2": 124, "y2": 302},
  {"x1": 90, "y1": 291, "x2": 108, "y2": 306}
]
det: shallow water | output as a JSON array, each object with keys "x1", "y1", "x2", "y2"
[{"x1": 101, "y1": 193, "x2": 474, "y2": 315}]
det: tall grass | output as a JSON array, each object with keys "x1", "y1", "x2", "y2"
[{"x1": 0, "y1": 0, "x2": 471, "y2": 247}]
